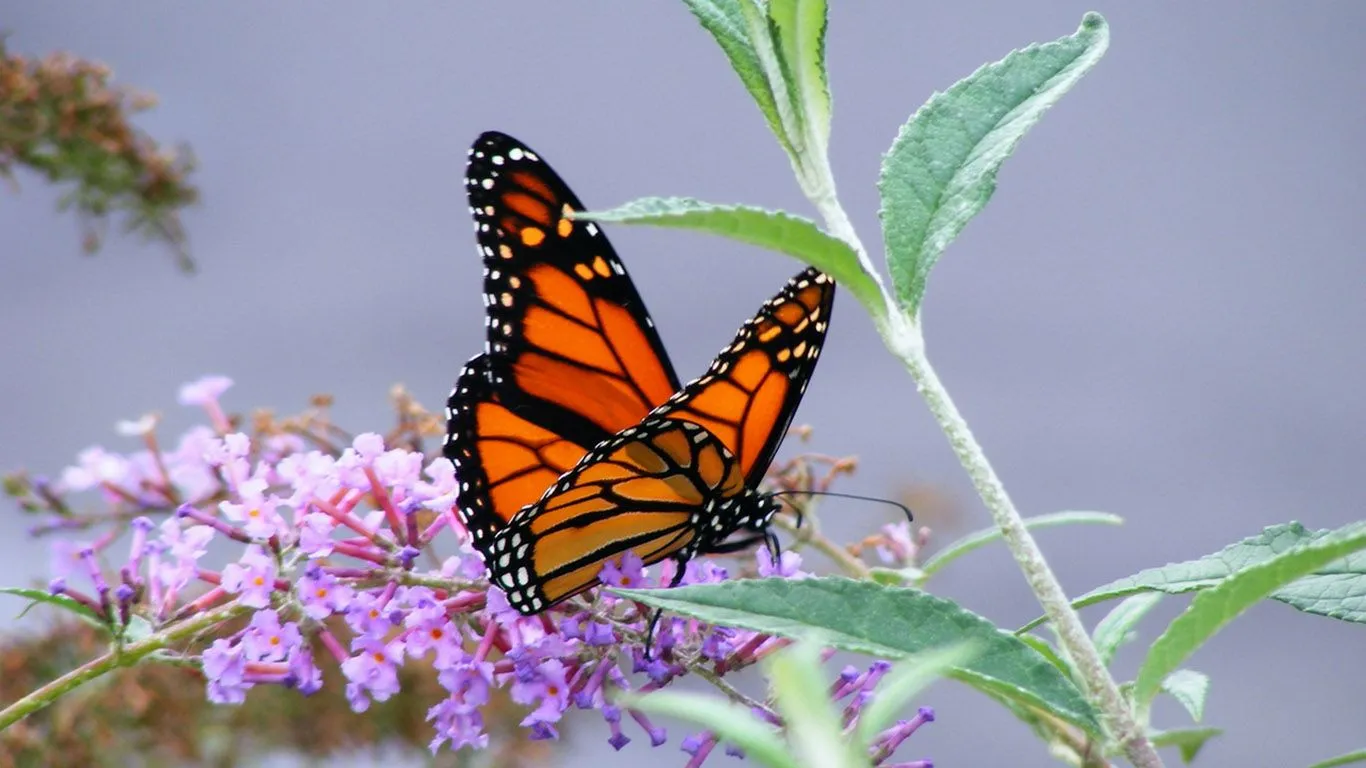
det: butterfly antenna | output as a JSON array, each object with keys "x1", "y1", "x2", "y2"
[{"x1": 770, "y1": 490, "x2": 914, "y2": 523}]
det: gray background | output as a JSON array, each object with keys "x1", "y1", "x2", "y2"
[{"x1": 3, "y1": 3, "x2": 1364, "y2": 766}]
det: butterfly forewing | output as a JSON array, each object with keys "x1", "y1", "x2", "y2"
[
  {"x1": 655, "y1": 267, "x2": 835, "y2": 487},
  {"x1": 446, "y1": 132, "x2": 683, "y2": 533},
  {"x1": 465, "y1": 132, "x2": 679, "y2": 437}
]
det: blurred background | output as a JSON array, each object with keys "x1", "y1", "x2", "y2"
[{"x1": 2, "y1": 3, "x2": 1364, "y2": 766}]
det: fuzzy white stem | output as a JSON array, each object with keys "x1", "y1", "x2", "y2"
[{"x1": 804, "y1": 181, "x2": 1163, "y2": 768}]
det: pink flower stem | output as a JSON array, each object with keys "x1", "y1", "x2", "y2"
[
  {"x1": 201, "y1": 400, "x2": 232, "y2": 434},
  {"x1": 472, "y1": 619, "x2": 499, "y2": 664},
  {"x1": 141, "y1": 430, "x2": 182, "y2": 505},
  {"x1": 169, "y1": 585, "x2": 228, "y2": 622},
  {"x1": 176, "y1": 504, "x2": 252, "y2": 544},
  {"x1": 316, "y1": 627, "x2": 349, "y2": 664},
  {"x1": 332, "y1": 540, "x2": 390, "y2": 565},
  {"x1": 50, "y1": 584, "x2": 107, "y2": 621},
  {"x1": 312, "y1": 493, "x2": 394, "y2": 551},
  {"x1": 418, "y1": 509, "x2": 455, "y2": 544},
  {"x1": 442, "y1": 591, "x2": 486, "y2": 614},
  {"x1": 364, "y1": 468, "x2": 407, "y2": 547},
  {"x1": 749, "y1": 636, "x2": 793, "y2": 663},
  {"x1": 718, "y1": 631, "x2": 770, "y2": 674}
]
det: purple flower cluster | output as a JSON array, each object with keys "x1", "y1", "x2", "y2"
[{"x1": 22, "y1": 376, "x2": 934, "y2": 763}]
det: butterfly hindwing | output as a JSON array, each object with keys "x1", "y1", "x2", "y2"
[
  {"x1": 486, "y1": 417, "x2": 758, "y2": 613},
  {"x1": 446, "y1": 353, "x2": 594, "y2": 542}
]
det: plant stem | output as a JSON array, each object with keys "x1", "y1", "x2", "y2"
[
  {"x1": 0, "y1": 602, "x2": 249, "y2": 731},
  {"x1": 773, "y1": 514, "x2": 870, "y2": 578},
  {"x1": 805, "y1": 188, "x2": 1163, "y2": 767},
  {"x1": 900, "y1": 346, "x2": 1158, "y2": 765}
]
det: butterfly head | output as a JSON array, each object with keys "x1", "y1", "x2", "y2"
[
  {"x1": 738, "y1": 491, "x2": 782, "y2": 534},
  {"x1": 697, "y1": 488, "x2": 782, "y2": 548}
]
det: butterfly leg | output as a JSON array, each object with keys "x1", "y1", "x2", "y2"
[
  {"x1": 643, "y1": 609, "x2": 664, "y2": 661},
  {"x1": 643, "y1": 555, "x2": 692, "y2": 660},
  {"x1": 764, "y1": 529, "x2": 781, "y2": 562},
  {"x1": 701, "y1": 533, "x2": 770, "y2": 555}
]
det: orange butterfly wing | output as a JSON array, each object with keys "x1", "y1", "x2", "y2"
[
  {"x1": 657, "y1": 267, "x2": 835, "y2": 487},
  {"x1": 486, "y1": 267, "x2": 836, "y2": 613},
  {"x1": 444, "y1": 132, "x2": 682, "y2": 540},
  {"x1": 487, "y1": 418, "x2": 754, "y2": 613}
]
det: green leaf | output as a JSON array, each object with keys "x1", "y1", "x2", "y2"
[
  {"x1": 1149, "y1": 727, "x2": 1224, "y2": 764},
  {"x1": 769, "y1": 640, "x2": 864, "y2": 768},
  {"x1": 1064, "y1": 522, "x2": 1366, "y2": 627},
  {"x1": 1308, "y1": 748, "x2": 1366, "y2": 768},
  {"x1": 854, "y1": 642, "x2": 976, "y2": 746},
  {"x1": 1, "y1": 586, "x2": 105, "y2": 628},
  {"x1": 612, "y1": 576, "x2": 1101, "y2": 735},
  {"x1": 768, "y1": 0, "x2": 830, "y2": 152},
  {"x1": 1016, "y1": 633, "x2": 1074, "y2": 679},
  {"x1": 120, "y1": 614, "x2": 155, "y2": 645},
  {"x1": 620, "y1": 689, "x2": 797, "y2": 768},
  {"x1": 741, "y1": 0, "x2": 803, "y2": 144},
  {"x1": 1160, "y1": 669, "x2": 1210, "y2": 723},
  {"x1": 682, "y1": 0, "x2": 792, "y2": 154},
  {"x1": 920, "y1": 510, "x2": 1123, "y2": 580},
  {"x1": 577, "y1": 197, "x2": 884, "y2": 317},
  {"x1": 878, "y1": 12, "x2": 1109, "y2": 316},
  {"x1": 1091, "y1": 592, "x2": 1163, "y2": 667},
  {"x1": 1132, "y1": 522, "x2": 1366, "y2": 718},
  {"x1": 867, "y1": 567, "x2": 916, "y2": 587}
]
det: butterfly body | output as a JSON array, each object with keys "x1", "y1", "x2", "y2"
[{"x1": 445, "y1": 132, "x2": 833, "y2": 615}]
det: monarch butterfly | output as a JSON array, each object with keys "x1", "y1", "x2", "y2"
[{"x1": 444, "y1": 132, "x2": 834, "y2": 614}]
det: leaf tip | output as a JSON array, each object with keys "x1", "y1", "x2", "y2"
[{"x1": 1078, "y1": 12, "x2": 1110, "y2": 51}]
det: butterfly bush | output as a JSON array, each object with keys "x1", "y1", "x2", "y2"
[{"x1": 7, "y1": 376, "x2": 933, "y2": 766}]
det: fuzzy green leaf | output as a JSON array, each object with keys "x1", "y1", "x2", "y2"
[
  {"x1": 878, "y1": 12, "x2": 1109, "y2": 316},
  {"x1": 619, "y1": 689, "x2": 797, "y2": 768},
  {"x1": 921, "y1": 510, "x2": 1122, "y2": 580},
  {"x1": 120, "y1": 614, "x2": 155, "y2": 645},
  {"x1": 1149, "y1": 727, "x2": 1224, "y2": 764},
  {"x1": 1064, "y1": 522, "x2": 1366, "y2": 627},
  {"x1": 1, "y1": 586, "x2": 105, "y2": 628},
  {"x1": 1160, "y1": 669, "x2": 1210, "y2": 723},
  {"x1": 612, "y1": 576, "x2": 1100, "y2": 735},
  {"x1": 578, "y1": 197, "x2": 884, "y2": 317},
  {"x1": 1016, "y1": 633, "x2": 1074, "y2": 679},
  {"x1": 683, "y1": 0, "x2": 792, "y2": 154},
  {"x1": 1091, "y1": 592, "x2": 1163, "y2": 667},
  {"x1": 769, "y1": 640, "x2": 864, "y2": 768},
  {"x1": 1132, "y1": 522, "x2": 1366, "y2": 718},
  {"x1": 768, "y1": 0, "x2": 830, "y2": 151},
  {"x1": 1308, "y1": 749, "x2": 1366, "y2": 768}
]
